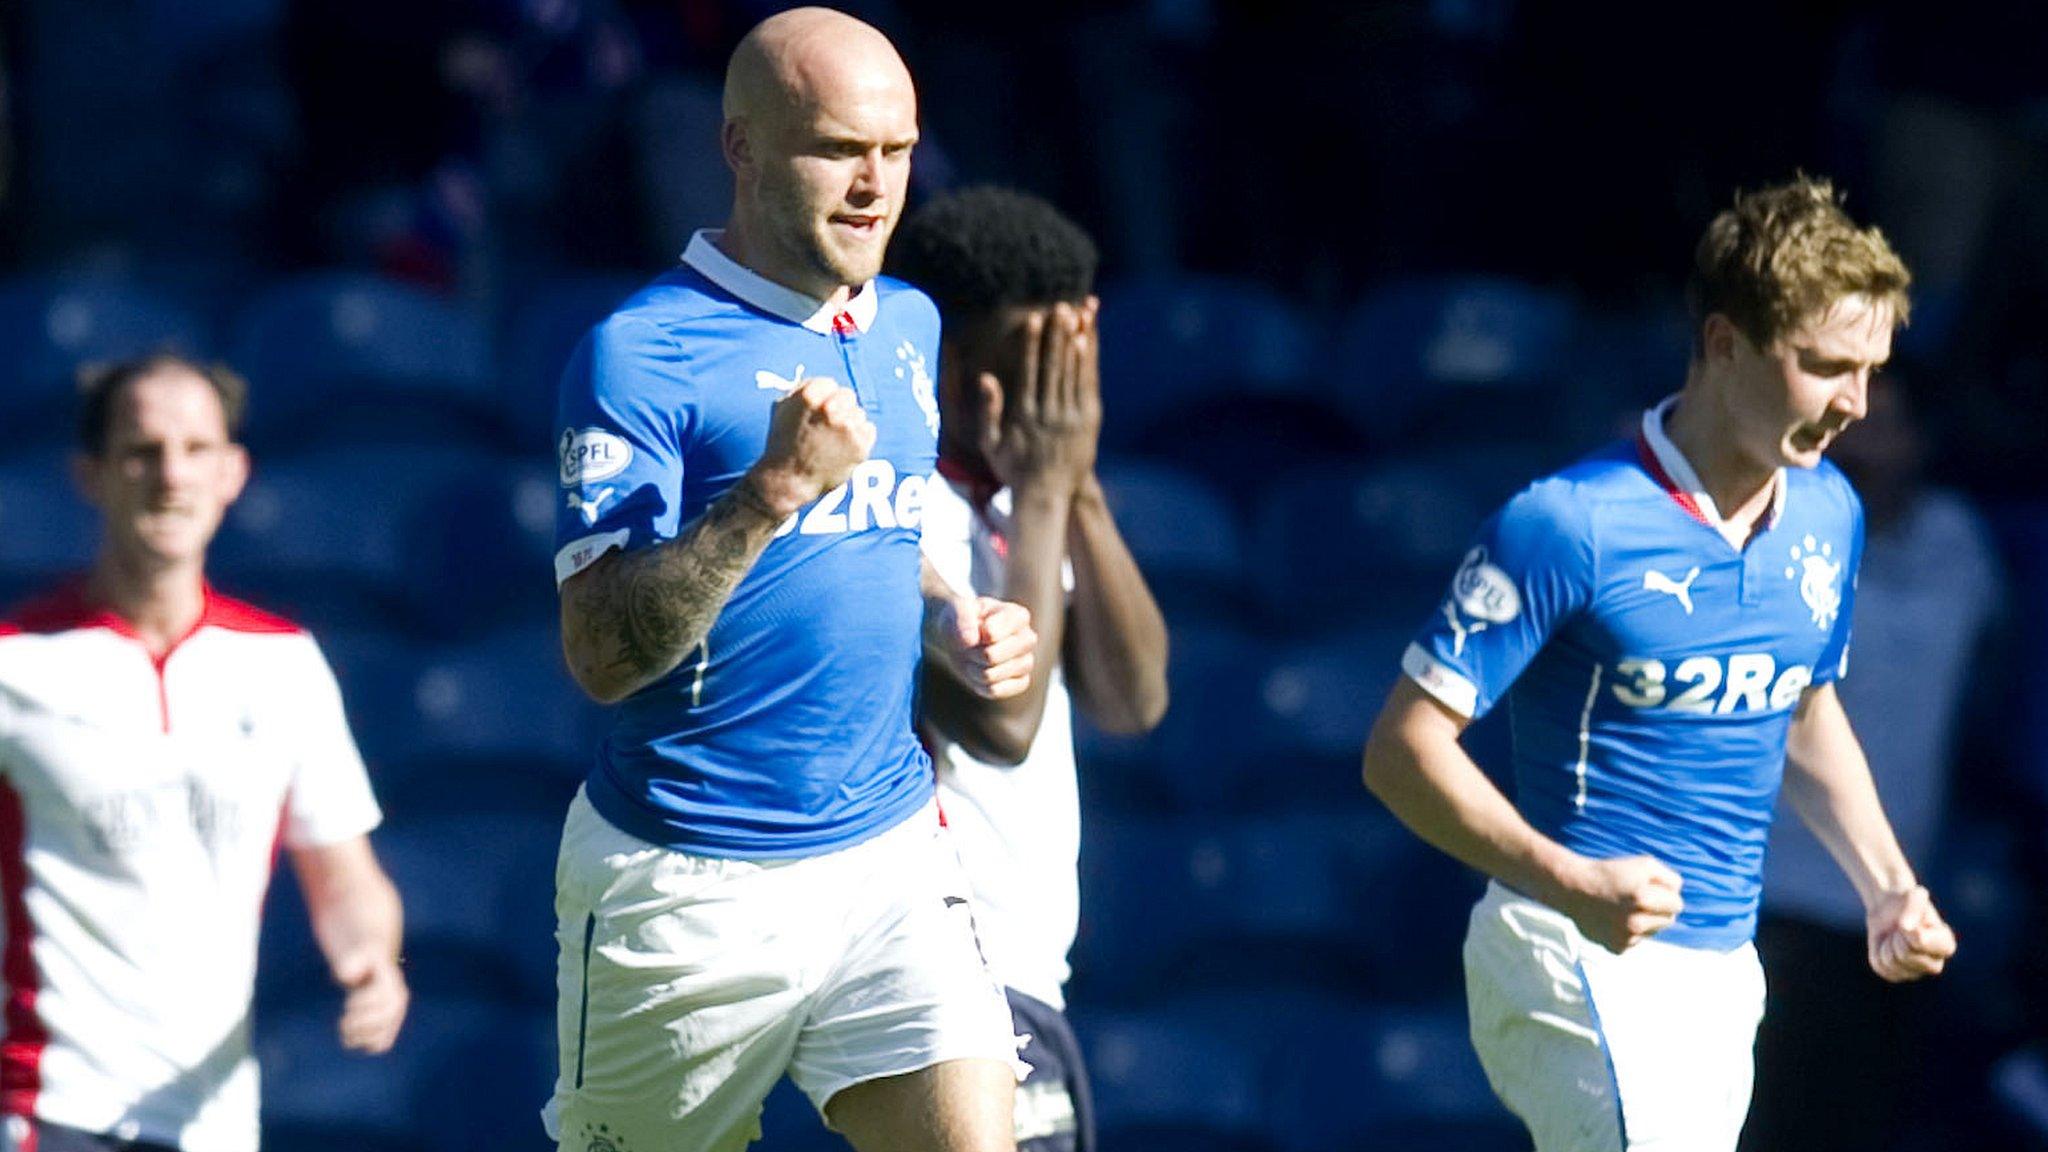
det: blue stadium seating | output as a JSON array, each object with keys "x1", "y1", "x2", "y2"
[
  {"x1": 1093, "y1": 461, "x2": 1247, "y2": 619},
  {"x1": 258, "y1": 997, "x2": 555, "y2": 1151},
  {"x1": 1266, "y1": 1001, "x2": 1522, "y2": 1152},
  {"x1": 227, "y1": 274, "x2": 493, "y2": 446},
  {"x1": 374, "y1": 810, "x2": 564, "y2": 1003},
  {"x1": 1077, "y1": 1001, "x2": 1270, "y2": 1145},
  {"x1": 1256, "y1": 622, "x2": 1411, "y2": 766},
  {"x1": 1074, "y1": 619, "x2": 1268, "y2": 813},
  {"x1": 1074, "y1": 810, "x2": 1471, "y2": 1001},
  {"x1": 343, "y1": 624, "x2": 595, "y2": 815},
  {"x1": 211, "y1": 445, "x2": 506, "y2": 632},
  {"x1": 1246, "y1": 457, "x2": 1514, "y2": 630},
  {"x1": 396, "y1": 460, "x2": 560, "y2": 639},
  {"x1": 0, "y1": 276, "x2": 212, "y2": 434},
  {"x1": 498, "y1": 273, "x2": 647, "y2": 453},
  {"x1": 1332, "y1": 275, "x2": 1578, "y2": 441},
  {"x1": 1095, "y1": 274, "x2": 1320, "y2": 449},
  {"x1": 0, "y1": 454, "x2": 99, "y2": 598}
]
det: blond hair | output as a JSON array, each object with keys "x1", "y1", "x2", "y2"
[{"x1": 1688, "y1": 175, "x2": 1911, "y2": 355}]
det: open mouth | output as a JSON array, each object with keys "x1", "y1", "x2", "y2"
[
  {"x1": 830, "y1": 214, "x2": 884, "y2": 236},
  {"x1": 1790, "y1": 424, "x2": 1842, "y2": 454}
]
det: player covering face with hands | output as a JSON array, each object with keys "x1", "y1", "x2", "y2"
[
  {"x1": 892, "y1": 186, "x2": 1170, "y2": 1152},
  {"x1": 1362, "y1": 176, "x2": 1952, "y2": 1152}
]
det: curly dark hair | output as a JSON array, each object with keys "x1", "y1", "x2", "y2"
[{"x1": 886, "y1": 186, "x2": 1098, "y2": 322}]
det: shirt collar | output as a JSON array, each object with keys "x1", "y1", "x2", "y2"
[
  {"x1": 682, "y1": 229, "x2": 878, "y2": 335},
  {"x1": 1640, "y1": 396, "x2": 1787, "y2": 530}
]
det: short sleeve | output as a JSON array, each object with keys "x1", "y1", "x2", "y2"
[
  {"x1": 554, "y1": 314, "x2": 693, "y2": 586},
  {"x1": 282, "y1": 639, "x2": 383, "y2": 848},
  {"x1": 918, "y1": 477, "x2": 977, "y2": 596},
  {"x1": 1402, "y1": 481, "x2": 1596, "y2": 719},
  {"x1": 1813, "y1": 488, "x2": 1866, "y2": 686}
]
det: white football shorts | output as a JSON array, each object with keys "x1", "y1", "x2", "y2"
[
  {"x1": 1463, "y1": 881, "x2": 1766, "y2": 1152},
  {"x1": 544, "y1": 788, "x2": 1026, "y2": 1152}
]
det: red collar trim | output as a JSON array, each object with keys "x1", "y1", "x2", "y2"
[
  {"x1": 1634, "y1": 432, "x2": 1713, "y2": 528},
  {"x1": 935, "y1": 456, "x2": 1001, "y2": 513},
  {"x1": 4, "y1": 581, "x2": 298, "y2": 650}
]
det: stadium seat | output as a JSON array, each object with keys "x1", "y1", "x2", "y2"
[
  {"x1": 373, "y1": 809, "x2": 564, "y2": 1002},
  {"x1": 1256, "y1": 621, "x2": 1412, "y2": 767},
  {"x1": 1266, "y1": 1001, "x2": 1523, "y2": 1152},
  {"x1": 1095, "y1": 274, "x2": 1320, "y2": 449},
  {"x1": 258, "y1": 996, "x2": 555, "y2": 1152},
  {"x1": 311, "y1": 622, "x2": 594, "y2": 820},
  {"x1": 1075, "y1": 810, "x2": 1475, "y2": 1002},
  {"x1": 254, "y1": 806, "x2": 566, "y2": 1010},
  {"x1": 1246, "y1": 457, "x2": 1510, "y2": 630},
  {"x1": 0, "y1": 276, "x2": 212, "y2": 434},
  {"x1": 227, "y1": 273, "x2": 493, "y2": 447},
  {"x1": 498, "y1": 273, "x2": 648, "y2": 454},
  {"x1": 0, "y1": 453, "x2": 99, "y2": 594},
  {"x1": 1073, "y1": 618, "x2": 1268, "y2": 814},
  {"x1": 395, "y1": 459, "x2": 561, "y2": 640},
  {"x1": 1076, "y1": 1001, "x2": 1270, "y2": 1145},
  {"x1": 211, "y1": 445, "x2": 505, "y2": 632},
  {"x1": 1332, "y1": 275, "x2": 1578, "y2": 441},
  {"x1": 1093, "y1": 461, "x2": 1247, "y2": 619}
]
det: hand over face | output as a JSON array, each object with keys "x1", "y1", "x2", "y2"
[{"x1": 978, "y1": 298, "x2": 1101, "y2": 493}]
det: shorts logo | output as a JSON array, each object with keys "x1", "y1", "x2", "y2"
[
  {"x1": 1784, "y1": 536, "x2": 1841, "y2": 630},
  {"x1": 560, "y1": 428, "x2": 633, "y2": 487}
]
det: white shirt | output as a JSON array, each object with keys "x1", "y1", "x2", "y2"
[
  {"x1": 1761, "y1": 489, "x2": 2003, "y2": 931},
  {"x1": 921, "y1": 477, "x2": 1079, "y2": 1010},
  {"x1": 0, "y1": 586, "x2": 382, "y2": 1152}
]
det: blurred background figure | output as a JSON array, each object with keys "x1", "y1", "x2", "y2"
[
  {"x1": 1747, "y1": 370, "x2": 2008, "y2": 1152},
  {"x1": 0, "y1": 354, "x2": 406, "y2": 1152}
]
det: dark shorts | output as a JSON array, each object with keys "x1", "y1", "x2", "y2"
[
  {"x1": 1007, "y1": 987, "x2": 1097, "y2": 1152},
  {"x1": 8, "y1": 1118, "x2": 178, "y2": 1152}
]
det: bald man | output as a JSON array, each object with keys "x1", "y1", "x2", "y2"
[{"x1": 546, "y1": 9, "x2": 1030, "y2": 1152}]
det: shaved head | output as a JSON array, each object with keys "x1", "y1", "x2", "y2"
[
  {"x1": 715, "y1": 8, "x2": 919, "y2": 302},
  {"x1": 723, "y1": 8, "x2": 912, "y2": 125}
]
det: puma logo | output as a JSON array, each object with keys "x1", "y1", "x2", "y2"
[
  {"x1": 567, "y1": 486, "x2": 616, "y2": 526},
  {"x1": 755, "y1": 364, "x2": 805, "y2": 393},
  {"x1": 1443, "y1": 599, "x2": 1487, "y2": 656},
  {"x1": 1643, "y1": 566, "x2": 1701, "y2": 615}
]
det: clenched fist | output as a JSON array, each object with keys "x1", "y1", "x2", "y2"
[
  {"x1": 749, "y1": 378, "x2": 876, "y2": 515},
  {"x1": 1866, "y1": 885, "x2": 1956, "y2": 982},
  {"x1": 928, "y1": 595, "x2": 1036, "y2": 700},
  {"x1": 1557, "y1": 854, "x2": 1685, "y2": 954}
]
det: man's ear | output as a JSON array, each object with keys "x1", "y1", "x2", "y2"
[
  {"x1": 721, "y1": 117, "x2": 750, "y2": 175},
  {"x1": 1700, "y1": 312, "x2": 1748, "y2": 365},
  {"x1": 70, "y1": 453, "x2": 101, "y2": 509},
  {"x1": 220, "y1": 444, "x2": 251, "y2": 506}
]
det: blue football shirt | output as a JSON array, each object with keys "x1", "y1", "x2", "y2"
[
  {"x1": 553, "y1": 231, "x2": 945, "y2": 859},
  {"x1": 1404, "y1": 400, "x2": 1864, "y2": 950}
]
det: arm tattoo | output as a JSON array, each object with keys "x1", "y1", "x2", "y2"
[{"x1": 566, "y1": 480, "x2": 787, "y2": 696}]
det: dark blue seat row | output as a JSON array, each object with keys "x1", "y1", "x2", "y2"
[{"x1": 0, "y1": 268, "x2": 1682, "y2": 459}]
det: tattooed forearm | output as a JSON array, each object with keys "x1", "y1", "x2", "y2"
[{"x1": 561, "y1": 479, "x2": 787, "y2": 702}]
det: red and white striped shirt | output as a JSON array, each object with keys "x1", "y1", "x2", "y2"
[{"x1": 0, "y1": 585, "x2": 381, "y2": 1152}]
